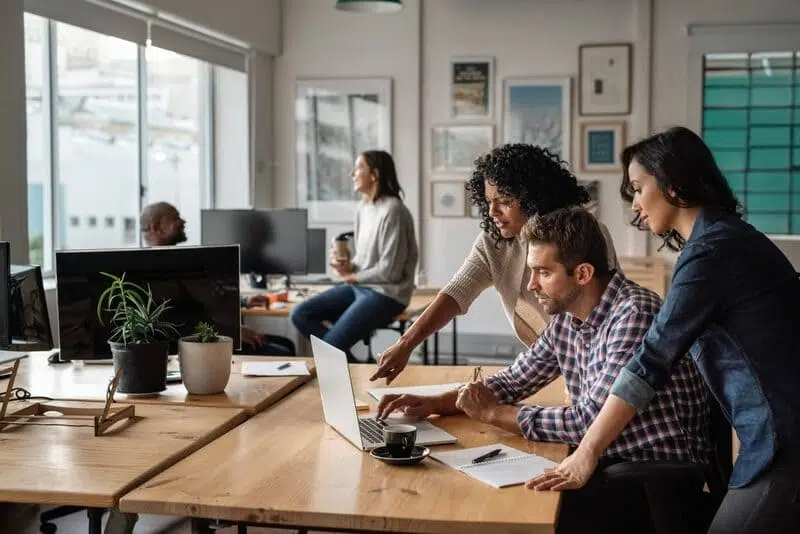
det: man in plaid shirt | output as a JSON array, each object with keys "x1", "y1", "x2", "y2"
[{"x1": 377, "y1": 207, "x2": 710, "y2": 533}]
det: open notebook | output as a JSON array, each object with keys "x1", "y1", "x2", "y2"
[{"x1": 431, "y1": 444, "x2": 557, "y2": 488}]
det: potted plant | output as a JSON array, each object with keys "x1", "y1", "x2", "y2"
[
  {"x1": 96, "y1": 272, "x2": 179, "y2": 395},
  {"x1": 178, "y1": 321, "x2": 233, "y2": 395}
]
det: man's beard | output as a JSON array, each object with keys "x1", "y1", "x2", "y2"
[
  {"x1": 166, "y1": 230, "x2": 187, "y2": 246},
  {"x1": 536, "y1": 286, "x2": 580, "y2": 315}
]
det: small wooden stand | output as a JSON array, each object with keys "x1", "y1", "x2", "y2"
[{"x1": 0, "y1": 357, "x2": 135, "y2": 436}]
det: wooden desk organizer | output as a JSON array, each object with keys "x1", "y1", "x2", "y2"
[{"x1": 0, "y1": 357, "x2": 135, "y2": 436}]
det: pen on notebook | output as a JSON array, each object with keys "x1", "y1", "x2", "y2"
[
  {"x1": 471, "y1": 448, "x2": 503, "y2": 464},
  {"x1": 277, "y1": 362, "x2": 291, "y2": 370}
]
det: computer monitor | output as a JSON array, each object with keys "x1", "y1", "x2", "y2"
[
  {"x1": 55, "y1": 245, "x2": 241, "y2": 361},
  {"x1": 0, "y1": 242, "x2": 9, "y2": 346},
  {"x1": 307, "y1": 228, "x2": 327, "y2": 274},
  {"x1": 201, "y1": 209, "x2": 309, "y2": 277},
  {"x1": 1, "y1": 264, "x2": 54, "y2": 352}
]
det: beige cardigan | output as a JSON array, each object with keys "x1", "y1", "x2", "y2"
[{"x1": 441, "y1": 223, "x2": 619, "y2": 346}]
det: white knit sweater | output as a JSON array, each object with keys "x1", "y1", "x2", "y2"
[{"x1": 441, "y1": 222, "x2": 619, "y2": 346}]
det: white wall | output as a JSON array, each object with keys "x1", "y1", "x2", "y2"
[
  {"x1": 273, "y1": 0, "x2": 422, "y2": 243},
  {"x1": 0, "y1": 0, "x2": 29, "y2": 264},
  {"x1": 422, "y1": 0, "x2": 649, "y2": 334},
  {"x1": 142, "y1": 0, "x2": 281, "y2": 54},
  {"x1": 273, "y1": 0, "x2": 646, "y2": 336}
]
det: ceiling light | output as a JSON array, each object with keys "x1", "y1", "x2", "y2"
[{"x1": 335, "y1": 0, "x2": 403, "y2": 14}]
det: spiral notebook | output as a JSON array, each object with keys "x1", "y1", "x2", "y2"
[{"x1": 430, "y1": 444, "x2": 558, "y2": 488}]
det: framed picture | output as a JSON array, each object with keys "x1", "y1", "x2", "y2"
[
  {"x1": 295, "y1": 77, "x2": 392, "y2": 223},
  {"x1": 431, "y1": 181, "x2": 466, "y2": 218},
  {"x1": 450, "y1": 56, "x2": 494, "y2": 120},
  {"x1": 432, "y1": 125, "x2": 494, "y2": 173},
  {"x1": 580, "y1": 121, "x2": 626, "y2": 173},
  {"x1": 579, "y1": 43, "x2": 632, "y2": 115},
  {"x1": 502, "y1": 77, "x2": 572, "y2": 161}
]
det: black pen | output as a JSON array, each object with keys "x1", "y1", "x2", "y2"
[
  {"x1": 472, "y1": 448, "x2": 503, "y2": 464},
  {"x1": 277, "y1": 362, "x2": 291, "y2": 370}
]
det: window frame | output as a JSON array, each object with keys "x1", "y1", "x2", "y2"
[
  {"x1": 28, "y1": 17, "x2": 218, "y2": 275},
  {"x1": 688, "y1": 24, "x2": 800, "y2": 238}
]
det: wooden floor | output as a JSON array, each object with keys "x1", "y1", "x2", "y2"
[{"x1": 13, "y1": 505, "x2": 304, "y2": 534}]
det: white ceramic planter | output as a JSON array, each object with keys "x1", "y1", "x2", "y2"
[{"x1": 178, "y1": 335, "x2": 233, "y2": 395}]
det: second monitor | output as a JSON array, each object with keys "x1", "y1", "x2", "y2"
[{"x1": 201, "y1": 209, "x2": 309, "y2": 279}]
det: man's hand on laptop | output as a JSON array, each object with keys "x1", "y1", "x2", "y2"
[{"x1": 376, "y1": 394, "x2": 439, "y2": 420}]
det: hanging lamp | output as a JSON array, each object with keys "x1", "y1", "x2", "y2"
[{"x1": 335, "y1": 0, "x2": 403, "y2": 13}]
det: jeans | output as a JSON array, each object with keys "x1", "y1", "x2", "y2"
[
  {"x1": 708, "y1": 451, "x2": 800, "y2": 534},
  {"x1": 290, "y1": 284, "x2": 406, "y2": 362}
]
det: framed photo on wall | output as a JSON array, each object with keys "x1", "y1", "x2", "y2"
[
  {"x1": 580, "y1": 121, "x2": 626, "y2": 173},
  {"x1": 295, "y1": 77, "x2": 392, "y2": 223},
  {"x1": 579, "y1": 43, "x2": 632, "y2": 115},
  {"x1": 450, "y1": 56, "x2": 494, "y2": 120},
  {"x1": 431, "y1": 180, "x2": 467, "y2": 218},
  {"x1": 432, "y1": 124, "x2": 494, "y2": 173},
  {"x1": 502, "y1": 77, "x2": 572, "y2": 161}
]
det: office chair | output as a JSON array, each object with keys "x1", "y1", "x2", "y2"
[
  {"x1": 39, "y1": 506, "x2": 104, "y2": 534},
  {"x1": 602, "y1": 395, "x2": 732, "y2": 534}
]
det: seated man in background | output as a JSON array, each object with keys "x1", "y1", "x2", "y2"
[
  {"x1": 140, "y1": 202, "x2": 296, "y2": 356},
  {"x1": 377, "y1": 208, "x2": 710, "y2": 534},
  {"x1": 240, "y1": 293, "x2": 296, "y2": 356},
  {"x1": 140, "y1": 201, "x2": 187, "y2": 247}
]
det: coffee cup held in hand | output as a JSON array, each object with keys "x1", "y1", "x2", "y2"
[
  {"x1": 333, "y1": 237, "x2": 351, "y2": 263},
  {"x1": 382, "y1": 424, "x2": 417, "y2": 458}
]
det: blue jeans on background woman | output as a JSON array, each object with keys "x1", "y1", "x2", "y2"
[{"x1": 291, "y1": 284, "x2": 406, "y2": 363}]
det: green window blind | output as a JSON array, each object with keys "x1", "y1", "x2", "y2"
[{"x1": 702, "y1": 52, "x2": 800, "y2": 235}]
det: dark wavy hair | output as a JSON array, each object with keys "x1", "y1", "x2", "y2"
[
  {"x1": 466, "y1": 144, "x2": 590, "y2": 244},
  {"x1": 620, "y1": 126, "x2": 743, "y2": 251},
  {"x1": 361, "y1": 149, "x2": 404, "y2": 200}
]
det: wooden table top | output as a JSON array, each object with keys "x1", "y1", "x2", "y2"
[
  {"x1": 1, "y1": 355, "x2": 315, "y2": 416},
  {"x1": 120, "y1": 365, "x2": 569, "y2": 534},
  {"x1": 242, "y1": 289, "x2": 438, "y2": 321},
  {"x1": 0, "y1": 401, "x2": 246, "y2": 508}
]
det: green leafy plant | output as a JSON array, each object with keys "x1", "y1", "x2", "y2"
[
  {"x1": 193, "y1": 321, "x2": 220, "y2": 343},
  {"x1": 96, "y1": 272, "x2": 180, "y2": 346}
]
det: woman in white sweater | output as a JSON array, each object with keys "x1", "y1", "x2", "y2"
[
  {"x1": 291, "y1": 150, "x2": 418, "y2": 362},
  {"x1": 371, "y1": 143, "x2": 619, "y2": 383}
]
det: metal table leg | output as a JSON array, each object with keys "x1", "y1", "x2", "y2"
[{"x1": 452, "y1": 317, "x2": 458, "y2": 365}]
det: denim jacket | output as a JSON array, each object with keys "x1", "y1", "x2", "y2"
[{"x1": 611, "y1": 206, "x2": 800, "y2": 488}]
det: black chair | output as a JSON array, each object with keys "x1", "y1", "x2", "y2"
[
  {"x1": 39, "y1": 506, "x2": 104, "y2": 534},
  {"x1": 602, "y1": 395, "x2": 732, "y2": 534}
]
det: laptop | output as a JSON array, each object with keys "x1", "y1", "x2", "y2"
[{"x1": 311, "y1": 335, "x2": 457, "y2": 451}]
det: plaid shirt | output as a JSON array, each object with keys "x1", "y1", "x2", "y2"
[{"x1": 486, "y1": 271, "x2": 710, "y2": 463}]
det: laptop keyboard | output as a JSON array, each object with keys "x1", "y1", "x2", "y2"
[{"x1": 359, "y1": 417, "x2": 387, "y2": 445}]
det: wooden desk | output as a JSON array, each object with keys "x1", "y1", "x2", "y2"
[
  {"x1": 119, "y1": 366, "x2": 569, "y2": 534},
  {"x1": 244, "y1": 288, "x2": 460, "y2": 365},
  {"x1": 1, "y1": 354, "x2": 315, "y2": 416},
  {"x1": 0, "y1": 401, "x2": 246, "y2": 509}
]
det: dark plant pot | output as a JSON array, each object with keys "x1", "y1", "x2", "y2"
[{"x1": 108, "y1": 341, "x2": 170, "y2": 395}]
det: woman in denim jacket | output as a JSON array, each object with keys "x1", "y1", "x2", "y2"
[{"x1": 530, "y1": 126, "x2": 800, "y2": 533}]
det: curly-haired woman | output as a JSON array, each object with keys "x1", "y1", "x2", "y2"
[{"x1": 371, "y1": 143, "x2": 619, "y2": 383}]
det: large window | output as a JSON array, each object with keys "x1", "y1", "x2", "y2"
[
  {"x1": 55, "y1": 22, "x2": 140, "y2": 251},
  {"x1": 702, "y1": 52, "x2": 800, "y2": 235},
  {"x1": 145, "y1": 47, "x2": 209, "y2": 246},
  {"x1": 23, "y1": 15, "x2": 219, "y2": 270},
  {"x1": 25, "y1": 14, "x2": 50, "y2": 270}
]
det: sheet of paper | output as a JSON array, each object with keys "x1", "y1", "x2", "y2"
[
  {"x1": 367, "y1": 382, "x2": 464, "y2": 401},
  {"x1": 241, "y1": 360, "x2": 310, "y2": 377},
  {"x1": 430, "y1": 444, "x2": 528, "y2": 470}
]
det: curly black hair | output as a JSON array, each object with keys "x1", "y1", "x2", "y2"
[{"x1": 466, "y1": 143, "x2": 590, "y2": 244}]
